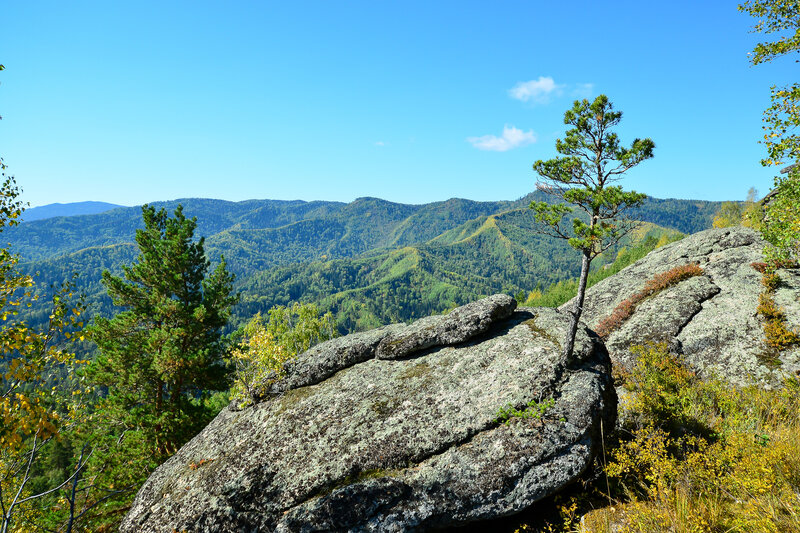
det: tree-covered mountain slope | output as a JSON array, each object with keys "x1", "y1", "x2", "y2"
[
  {"x1": 513, "y1": 192, "x2": 722, "y2": 235},
  {"x1": 8, "y1": 198, "x2": 343, "y2": 261},
  {"x1": 7, "y1": 194, "x2": 721, "y2": 264},
  {"x1": 12, "y1": 193, "x2": 706, "y2": 339},
  {"x1": 8, "y1": 197, "x2": 513, "y2": 263},
  {"x1": 234, "y1": 209, "x2": 683, "y2": 331}
]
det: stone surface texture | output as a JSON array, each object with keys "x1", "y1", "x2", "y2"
[
  {"x1": 120, "y1": 298, "x2": 615, "y2": 532},
  {"x1": 374, "y1": 293, "x2": 517, "y2": 359},
  {"x1": 565, "y1": 226, "x2": 799, "y2": 384},
  {"x1": 259, "y1": 324, "x2": 406, "y2": 396}
]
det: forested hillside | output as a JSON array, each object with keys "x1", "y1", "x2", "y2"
[
  {"x1": 8, "y1": 193, "x2": 719, "y2": 262},
  {"x1": 11, "y1": 193, "x2": 708, "y2": 339}
]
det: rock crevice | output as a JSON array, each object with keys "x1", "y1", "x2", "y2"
[
  {"x1": 672, "y1": 277, "x2": 722, "y2": 346},
  {"x1": 258, "y1": 294, "x2": 517, "y2": 400}
]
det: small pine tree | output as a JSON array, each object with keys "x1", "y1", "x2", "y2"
[{"x1": 530, "y1": 95, "x2": 654, "y2": 360}]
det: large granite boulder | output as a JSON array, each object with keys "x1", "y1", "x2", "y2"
[
  {"x1": 566, "y1": 226, "x2": 800, "y2": 385},
  {"x1": 121, "y1": 296, "x2": 616, "y2": 532}
]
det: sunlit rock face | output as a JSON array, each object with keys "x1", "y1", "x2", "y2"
[
  {"x1": 120, "y1": 295, "x2": 615, "y2": 532},
  {"x1": 569, "y1": 226, "x2": 800, "y2": 384}
]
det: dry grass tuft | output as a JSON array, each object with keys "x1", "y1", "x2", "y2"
[{"x1": 594, "y1": 264, "x2": 704, "y2": 339}]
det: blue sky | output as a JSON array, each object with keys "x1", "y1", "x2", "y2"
[{"x1": 0, "y1": 1, "x2": 794, "y2": 207}]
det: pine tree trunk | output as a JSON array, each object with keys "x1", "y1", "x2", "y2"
[
  {"x1": 154, "y1": 378, "x2": 164, "y2": 453},
  {"x1": 155, "y1": 379, "x2": 164, "y2": 413},
  {"x1": 563, "y1": 250, "x2": 592, "y2": 362}
]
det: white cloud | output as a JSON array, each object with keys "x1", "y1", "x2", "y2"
[
  {"x1": 374, "y1": 141, "x2": 386, "y2": 147},
  {"x1": 508, "y1": 76, "x2": 564, "y2": 104},
  {"x1": 467, "y1": 125, "x2": 537, "y2": 152},
  {"x1": 572, "y1": 83, "x2": 594, "y2": 98}
]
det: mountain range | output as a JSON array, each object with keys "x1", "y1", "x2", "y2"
[
  {"x1": 6, "y1": 193, "x2": 723, "y2": 335},
  {"x1": 22, "y1": 201, "x2": 124, "y2": 222}
]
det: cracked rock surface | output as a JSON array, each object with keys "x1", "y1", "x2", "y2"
[
  {"x1": 567, "y1": 226, "x2": 799, "y2": 385},
  {"x1": 375, "y1": 293, "x2": 518, "y2": 360},
  {"x1": 120, "y1": 299, "x2": 615, "y2": 532}
]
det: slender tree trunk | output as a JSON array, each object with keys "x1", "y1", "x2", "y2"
[
  {"x1": 66, "y1": 473, "x2": 78, "y2": 533},
  {"x1": 155, "y1": 378, "x2": 164, "y2": 413},
  {"x1": 65, "y1": 446, "x2": 87, "y2": 533},
  {"x1": 171, "y1": 379, "x2": 183, "y2": 407},
  {"x1": 563, "y1": 250, "x2": 592, "y2": 361},
  {"x1": 154, "y1": 378, "x2": 165, "y2": 453}
]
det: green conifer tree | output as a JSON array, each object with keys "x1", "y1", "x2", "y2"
[
  {"x1": 530, "y1": 95, "x2": 654, "y2": 360},
  {"x1": 87, "y1": 204, "x2": 238, "y2": 457}
]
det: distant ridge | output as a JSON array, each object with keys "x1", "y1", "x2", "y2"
[
  {"x1": 23, "y1": 201, "x2": 124, "y2": 222},
  {"x1": 6, "y1": 193, "x2": 717, "y2": 336}
]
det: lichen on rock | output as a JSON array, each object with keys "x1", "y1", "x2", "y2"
[
  {"x1": 572, "y1": 226, "x2": 799, "y2": 385},
  {"x1": 120, "y1": 299, "x2": 615, "y2": 532},
  {"x1": 375, "y1": 293, "x2": 518, "y2": 360}
]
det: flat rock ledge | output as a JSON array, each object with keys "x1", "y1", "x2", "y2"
[
  {"x1": 120, "y1": 301, "x2": 616, "y2": 533},
  {"x1": 566, "y1": 227, "x2": 800, "y2": 385}
]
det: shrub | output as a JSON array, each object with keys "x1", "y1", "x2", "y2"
[
  {"x1": 511, "y1": 343, "x2": 800, "y2": 533},
  {"x1": 640, "y1": 263, "x2": 704, "y2": 295},
  {"x1": 763, "y1": 318, "x2": 800, "y2": 350},
  {"x1": 602, "y1": 345, "x2": 800, "y2": 533},
  {"x1": 762, "y1": 270, "x2": 781, "y2": 291},
  {"x1": 620, "y1": 343, "x2": 699, "y2": 433},
  {"x1": 754, "y1": 269, "x2": 800, "y2": 352},
  {"x1": 757, "y1": 292, "x2": 784, "y2": 320},
  {"x1": 228, "y1": 303, "x2": 336, "y2": 406},
  {"x1": 495, "y1": 397, "x2": 556, "y2": 425}
]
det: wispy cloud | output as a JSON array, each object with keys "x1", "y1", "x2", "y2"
[
  {"x1": 572, "y1": 83, "x2": 594, "y2": 98},
  {"x1": 374, "y1": 141, "x2": 386, "y2": 147},
  {"x1": 467, "y1": 125, "x2": 537, "y2": 152},
  {"x1": 508, "y1": 76, "x2": 564, "y2": 104}
]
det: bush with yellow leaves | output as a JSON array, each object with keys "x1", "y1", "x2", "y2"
[
  {"x1": 0, "y1": 169, "x2": 87, "y2": 533},
  {"x1": 510, "y1": 342, "x2": 800, "y2": 533},
  {"x1": 596, "y1": 343, "x2": 800, "y2": 533},
  {"x1": 228, "y1": 303, "x2": 336, "y2": 407}
]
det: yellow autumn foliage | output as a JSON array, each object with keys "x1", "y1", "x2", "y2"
[
  {"x1": 586, "y1": 344, "x2": 800, "y2": 533},
  {"x1": 228, "y1": 303, "x2": 336, "y2": 407},
  {"x1": 0, "y1": 168, "x2": 87, "y2": 531}
]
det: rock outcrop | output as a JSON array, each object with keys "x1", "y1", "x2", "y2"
[
  {"x1": 121, "y1": 296, "x2": 616, "y2": 532},
  {"x1": 568, "y1": 226, "x2": 800, "y2": 384},
  {"x1": 375, "y1": 293, "x2": 518, "y2": 360}
]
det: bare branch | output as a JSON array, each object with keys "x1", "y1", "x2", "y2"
[
  {"x1": 8, "y1": 432, "x2": 39, "y2": 513},
  {"x1": 14, "y1": 447, "x2": 93, "y2": 507},
  {"x1": 70, "y1": 484, "x2": 137, "y2": 527}
]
